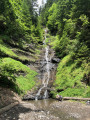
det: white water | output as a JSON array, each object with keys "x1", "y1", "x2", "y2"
[
  {"x1": 35, "y1": 30, "x2": 50, "y2": 100},
  {"x1": 43, "y1": 45, "x2": 50, "y2": 98}
]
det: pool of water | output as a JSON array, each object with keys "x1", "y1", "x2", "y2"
[{"x1": 30, "y1": 99, "x2": 77, "y2": 120}]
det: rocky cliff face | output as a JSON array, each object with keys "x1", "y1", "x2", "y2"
[{"x1": 23, "y1": 45, "x2": 60, "y2": 100}]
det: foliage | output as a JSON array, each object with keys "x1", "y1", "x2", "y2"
[
  {"x1": 41, "y1": 0, "x2": 90, "y2": 98},
  {"x1": 53, "y1": 55, "x2": 90, "y2": 97},
  {"x1": 0, "y1": 40, "x2": 17, "y2": 57},
  {"x1": 41, "y1": 0, "x2": 90, "y2": 58},
  {"x1": 0, "y1": 0, "x2": 42, "y2": 95},
  {"x1": 0, "y1": 0, "x2": 42, "y2": 45},
  {"x1": 0, "y1": 58, "x2": 37, "y2": 94},
  {"x1": 47, "y1": 3, "x2": 58, "y2": 34},
  {"x1": 40, "y1": 0, "x2": 57, "y2": 26}
]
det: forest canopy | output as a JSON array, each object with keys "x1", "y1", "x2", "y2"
[
  {"x1": 0, "y1": 0, "x2": 42, "y2": 94},
  {"x1": 0, "y1": 0, "x2": 42, "y2": 46}
]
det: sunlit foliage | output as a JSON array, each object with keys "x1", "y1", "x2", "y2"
[{"x1": 41, "y1": 0, "x2": 90, "y2": 97}]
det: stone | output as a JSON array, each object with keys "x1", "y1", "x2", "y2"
[
  {"x1": 23, "y1": 95, "x2": 35, "y2": 100},
  {"x1": 86, "y1": 100, "x2": 90, "y2": 105},
  {"x1": 51, "y1": 58, "x2": 60, "y2": 63}
]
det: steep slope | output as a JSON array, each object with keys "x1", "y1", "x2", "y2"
[
  {"x1": 0, "y1": 0, "x2": 42, "y2": 95},
  {"x1": 41, "y1": 0, "x2": 90, "y2": 98}
]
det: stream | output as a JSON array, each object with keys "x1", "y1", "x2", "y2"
[
  {"x1": 30, "y1": 30, "x2": 90, "y2": 120},
  {"x1": 35, "y1": 29, "x2": 55, "y2": 100},
  {"x1": 29, "y1": 99, "x2": 73, "y2": 120}
]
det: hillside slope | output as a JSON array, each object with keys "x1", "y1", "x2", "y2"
[
  {"x1": 41, "y1": 0, "x2": 90, "y2": 98},
  {"x1": 0, "y1": 0, "x2": 42, "y2": 95}
]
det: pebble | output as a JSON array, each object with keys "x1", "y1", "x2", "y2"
[
  {"x1": 69, "y1": 113, "x2": 81, "y2": 118},
  {"x1": 47, "y1": 111, "x2": 49, "y2": 114},
  {"x1": 0, "y1": 101, "x2": 90, "y2": 120}
]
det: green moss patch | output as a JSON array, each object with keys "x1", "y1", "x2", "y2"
[
  {"x1": 0, "y1": 58, "x2": 37, "y2": 94},
  {"x1": 0, "y1": 40, "x2": 17, "y2": 57},
  {"x1": 53, "y1": 55, "x2": 90, "y2": 98}
]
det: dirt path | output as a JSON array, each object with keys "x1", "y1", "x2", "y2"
[{"x1": 0, "y1": 100, "x2": 90, "y2": 120}]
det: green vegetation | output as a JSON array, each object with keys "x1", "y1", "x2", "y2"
[
  {"x1": 0, "y1": 0, "x2": 42, "y2": 45},
  {"x1": 0, "y1": 58, "x2": 37, "y2": 94},
  {"x1": 0, "y1": 0, "x2": 90, "y2": 98},
  {"x1": 0, "y1": 38, "x2": 18, "y2": 57},
  {"x1": 0, "y1": 0, "x2": 42, "y2": 95},
  {"x1": 41, "y1": 0, "x2": 90, "y2": 98},
  {"x1": 53, "y1": 55, "x2": 90, "y2": 97}
]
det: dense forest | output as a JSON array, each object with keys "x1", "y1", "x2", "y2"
[
  {"x1": 0, "y1": 0, "x2": 90, "y2": 98},
  {"x1": 40, "y1": 0, "x2": 90, "y2": 97},
  {"x1": 0, "y1": 0, "x2": 42, "y2": 94}
]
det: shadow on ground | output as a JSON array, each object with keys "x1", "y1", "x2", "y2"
[
  {"x1": 0, "y1": 87, "x2": 20, "y2": 109},
  {"x1": 0, "y1": 103, "x2": 44, "y2": 120}
]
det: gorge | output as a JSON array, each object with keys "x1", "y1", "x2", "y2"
[
  {"x1": 35, "y1": 29, "x2": 57, "y2": 100},
  {"x1": 23, "y1": 29, "x2": 59, "y2": 101},
  {"x1": 0, "y1": 0, "x2": 90, "y2": 119}
]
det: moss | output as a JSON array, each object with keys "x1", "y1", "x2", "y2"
[
  {"x1": 0, "y1": 37, "x2": 38, "y2": 63},
  {"x1": 0, "y1": 58, "x2": 37, "y2": 94},
  {"x1": 53, "y1": 55, "x2": 90, "y2": 98},
  {"x1": 0, "y1": 43, "x2": 17, "y2": 57}
]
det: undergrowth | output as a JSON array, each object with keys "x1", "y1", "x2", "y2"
[
  {"x1": 0, "y1": 58, "x2": 37, "y2": 94},
  {"x1": 52, "y1": 55, "x2": 90, "y2": 98},
  {"x1": 0, "y1": 39, "x2": 17, "y2": 57}
]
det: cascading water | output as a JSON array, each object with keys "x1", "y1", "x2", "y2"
[
  {"x1": 35, "y1": 30, "x2": 51, "y2": 100},
  {"x1": 43, "y1": 45, "x2": 50, "y2": 99},
  {"x1": 23, "y1": 29, "x2": 59, "y2": 101}
]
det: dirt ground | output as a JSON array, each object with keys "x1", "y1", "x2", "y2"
[
  {"x1": 0, "y1": 87, "x2": 21, "y2": 109},
  {"x1": 0, "y1": 87, "x2": 90, "y2": 120},
  {"x1": 0, "y1": 99, "x2": 90, "y2": 120}
]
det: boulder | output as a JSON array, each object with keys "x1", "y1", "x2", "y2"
[
  {"x1": 23, "y1": 95, "x2": 35, "y2": 100},
  {"x1": 51, "y1": 58, "x2": 60, "y2": 63}
]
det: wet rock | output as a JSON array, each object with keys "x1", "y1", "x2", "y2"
[
  {"x1": 51, "y1": 58, "x2": 60, "y2": 63},
  {"x1": 23, "y1": 95, "x2": 35, "y2": 100},
  {"x1": 86, "y1": 100, "x2": 90, "y2": 105},
  {"x1": 35, "y1": 95, "x2": 43, "y2": 100},
  {"x1": 40, "y1": 63, "x2": 55, "y2": 73}
]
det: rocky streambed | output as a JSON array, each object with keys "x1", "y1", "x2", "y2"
[
  {"x1": 0, "y1": 99, "x2": 90, "y2": 120},
  {"x1": 23, "y1": 30, "x2": 60, "y2": 101},
  {"x1": 23, "y1": 46, "x2": 59, "y2": 100}
]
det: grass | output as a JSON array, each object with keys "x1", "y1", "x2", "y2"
[
  {"x1": 35, "y1": 49, "x2": 41, "y2": 55},
  {"x1": 0, "y1": 39, "x2": 18, "y2": 58},
  {"x1": 0, "y1": 58, "x2": 37, "y2": 94},
  {"x1": 0, "y1": 36, "x2": 42, "y2": 95},
  {"x1": 52, "y1": 55, "x2": 90, "y2": 98},
  {"x1": 0, "y1": 37, "x2": 39, "y2": 63}
]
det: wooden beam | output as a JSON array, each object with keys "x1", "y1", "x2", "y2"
[
  {"x1": 0, "y1": 102, "x2": 19, "y2": 114},
  {"x1": 63, "y1": 97, "x2": 90, "y2": 101}
]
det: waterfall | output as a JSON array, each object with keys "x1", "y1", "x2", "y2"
[
  {"x1": 35, "y1": 30, "x2": 50, "y2": 100},
  {"x1": 43, "y1": 46, "x2": 50, "y2": 99}
]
